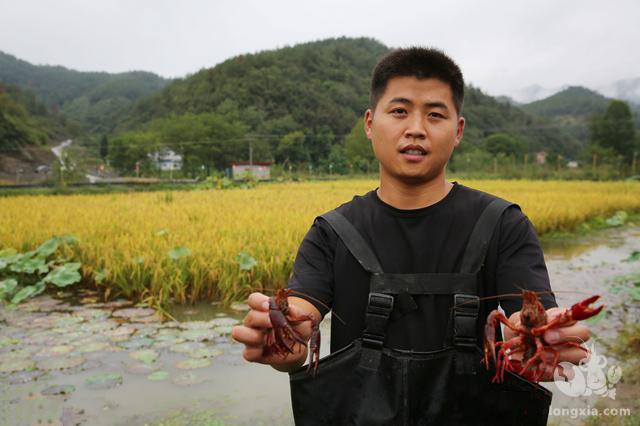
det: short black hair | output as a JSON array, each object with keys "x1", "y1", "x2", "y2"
[{"x1": 370, "y1": 47, "x2": 465, "y2": 115}]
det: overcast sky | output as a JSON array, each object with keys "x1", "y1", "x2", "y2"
[{"x1": 1, "y1": 0, "x2": 638, "y2": 100}]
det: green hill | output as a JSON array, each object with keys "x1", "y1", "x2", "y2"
[
  {"x1": 0, "y1": 82, "x2": 74, "y2": 151},
  {"x1": 521, "y1": 86, "x2": 609, "y2": 118},
  {"x1": 0, "y1": 51, "x2": 168, "y2": 133},
  {"x1": 123, "y1": 37, "x2": 387, "y2": 139},
  {"x1": 117, "y1": 37, "x2": 579, "y2": 175}
]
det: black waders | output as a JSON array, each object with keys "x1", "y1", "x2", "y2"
[{"x1": 289, "y1": 199, "x2": 552, "y2": 425}]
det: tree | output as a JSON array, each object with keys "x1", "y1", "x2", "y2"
[
  {"x1": 109, "y1": 131, "x2": 160, "y2": 174},
  {"x1": 277, "y1": 131, "x2": 307, "y2": 164},
  {"x1": 99, "y1": 134, "x2": 109, "y2": 160},
  {"x1": 321, "y1": 143, "x2": 349, "y2": 174},
  {"x1": 589, "y1": 100, "x2": 636, "y2": 163},
  {"x1": 483, "y1": 133, "x2": 526, "y2": 157},
  {"x1": 344, "y1": 118, "x2": 376, "y2": 171}
]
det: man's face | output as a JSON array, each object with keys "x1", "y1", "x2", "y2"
[{"x1": 364, "y1": 76, "x2": 465, "y2": 185}]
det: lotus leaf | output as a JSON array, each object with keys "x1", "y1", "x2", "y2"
[
  {"x1": 147, "y1": 371, "x2": 169, "y2": 381},
  {"x1": 37, "y1": 345, "x2": 74, "y2": 357},
  {"x1": 133, "y1": 325, "x2": 159, "y2": 337},
  {"x1": 105, "y1": 325, "x2": 136, "y2": 341},
  {"x1": 170, "y1": 342, "x2": 205, "y2": 353},
  {"x1": 127, "y1": 362, "x2": 162, "y2": 375},
  {"x1": 230, "y1": 302, "x2": 250, "y2": 312},
  {"x1": 213, "y1": 326, "x2": 233, "y2": 335},
  {"x1": 133, "y1": 312, "x2": 162, "y2": 324},
  {"x1": 176, "y1": 358, "x2": 211, "y2": 370},
  {"x1": 0, "y1": 358, "x2": 36, "y2": 373},
  {"x1": 74, "y1": 308, "x2": 111, "y2": 321},
  {"x1": 119, "y1": 337, "x2": 154, "y2": 350},
  {"x1": 209, "y1": 317, "x2": 239, "y2": 327},
  {"x1": 129, "y1": 349, "x2": 159, "y2": 364},
  {"x1": 237, "y1": 251, "x2": 257, "y2": 271},
  {"x1": 172, "y1": 372, "x2": 205, "y2": 386},
  {"x1": 36, "y1": 237, "x2": 60, "y2": 257},
  {"x1": 181, "y1": 329, "x2": 216, "y2": 342},
  {"x1": 102, "y1": 300, "x2": 132, "y2": 309},
  {"x1": 53, "y1": 315, "x2": 84, "y2": 327},
  {"x1": 76, "y1": 342, "x2": 112, "y2": 353},
  {"x1": 189, "y1": 348, "x2": 222, "y2": 359},
  {"x1": 42, "y1": 384, "x2": 76, "y2": 396},
  {"x1": 168, "y1": 246, "x2": 191, "y2": 260},
  {"x1": 112, "y1": 308, "x2": 155, "y2": 319},
  {"x1": 7, "y1": 369, "x2": 47, "y2": 384},
  {"x1": 37, "y1": 356, "x2": 85, "y2": 371},
  {"x1": 180, "y1": 321, "x2": 212, "y2": 330},
  {"x1": 85, "y1": 372, "x2": 123, "y2": 389},
  {"x1": 79, "y1": 321, "x2": 118, "y2": 333},
  {"x1": 11, "y1": 282, "x2": 46, "y2": 304},
  {"x1": 0, "y1": 278, "x2": 18, "y2": 298},
  {"x1": 43, "y1": 263, "x2": 82, "y2": 288},
  {"x1": 9, "y1": 255, "x2": 47, "y2": 275},
  {"x1": 0, "y1": 337, "x2": 20, "y2": 347}
]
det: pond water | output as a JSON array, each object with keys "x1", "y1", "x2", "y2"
[{"x1": 1, "y1": 226, "x2": 639, "y2": 425}]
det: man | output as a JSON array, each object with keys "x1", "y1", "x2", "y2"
[{"x1": 232, "y1": 48, "x2": 591, "y2": 425}]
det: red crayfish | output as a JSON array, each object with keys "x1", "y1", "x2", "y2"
[
  {"x1": 483, "y1": 290, "x2": 604, "y2": 383},
  {"x1": 263, "y1": 289, "x2": 322, "y2": 376}
]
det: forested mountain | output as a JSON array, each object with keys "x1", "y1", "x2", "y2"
[
  {"x1": 4, "y1": 38, "x2": 619, "y2": 179},
  {"x1": 0, "y1": 51, "x2": 168, "y2": 133},
  {"x1": 0, "y1": 82, "x2": 75, "y2": 151},
  {"x1": 521, "y1": 86, "x2": 610, "y2": 118},
  {"x1": 113, "y1": 37, "x2": 580, "y2": 176},
  {"x1": 123, "y1": 37, "x2": 387, "y2": 140}
]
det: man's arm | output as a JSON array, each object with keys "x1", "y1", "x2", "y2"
[{"x1": 231, "y1": 293, "x2": 322, "y2": 373}]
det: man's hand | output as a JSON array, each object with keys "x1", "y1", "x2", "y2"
[
  {"x1": 231, "y1": 292, "x2": 321, "y2": 373},
  {"x1": 503, "y1": 307, "x2": 591, "y2": 382}
]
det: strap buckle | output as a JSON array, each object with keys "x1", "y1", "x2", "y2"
[
  {"x1": 453, "y1": 294, "x2": 479, "y2": 350},
  {"x1": 367, "y1": 292, "x2": 394, "y2": 316},
  {"x1": 361, "y1": 293, "x2": 394, "y2": 349}
]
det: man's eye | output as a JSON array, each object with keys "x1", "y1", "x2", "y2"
[
  {"x1": 428, "y1": 112, "x2": 444, "y2": 118},
  {"x1": 390, "y1": 108, "x2": 407, "y2": 115}
]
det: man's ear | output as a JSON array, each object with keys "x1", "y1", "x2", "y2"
[
  {"x1": 364, "y1": 109, "x2": 374, "y2": 141},
  {"x1": 454, "y1": 116, "x2": 465, "y2": 148}
]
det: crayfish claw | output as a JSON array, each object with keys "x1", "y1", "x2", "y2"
[{"x1": 570, "y1": 295, "x2": 604, "y2": 321}]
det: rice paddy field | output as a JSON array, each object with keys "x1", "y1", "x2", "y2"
[{"x1": 1, "y1": 179, "x2": 640, "y2": 307}]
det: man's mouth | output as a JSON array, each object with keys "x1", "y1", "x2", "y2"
[{"x1": 399, "y1": 145, "x2": 428, "y2": 156}]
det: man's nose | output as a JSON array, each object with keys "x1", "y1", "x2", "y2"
[{"x1": 404, "y1": 114, "x2": 426, "y2": 139}]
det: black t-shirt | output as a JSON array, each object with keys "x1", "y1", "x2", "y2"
[{"x1": 288, "y1": 182, "x2": 557, "y2": 352}]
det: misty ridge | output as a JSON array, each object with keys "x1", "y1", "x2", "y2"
[{"x1": 1, "y1": 37, "x2": 638, "y2": 185}]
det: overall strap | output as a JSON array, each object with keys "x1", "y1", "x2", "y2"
[
  {"x1": 319, "y1": 210, "x2": 392, "y2": 371},
  {"x1": 459, "y1": 198, "x2": 517, "y2": 274},
  {"x1": 319, "y1": 210, "x2": 383, "y2": 274},
  {"x1": 452, "y1": 197, "x2": 517, "y2": 375}
]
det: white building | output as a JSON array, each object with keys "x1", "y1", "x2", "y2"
[{"x1": 149, "y1": 149, "x2": 182, "y2": 171}]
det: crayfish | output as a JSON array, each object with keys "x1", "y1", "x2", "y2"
[
  {"x1": 263, "y1": 289, "x2": 322, "y2": 376},
  {"x1": 483, "y1": 290, "x2": 604, "y2": 383}
]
